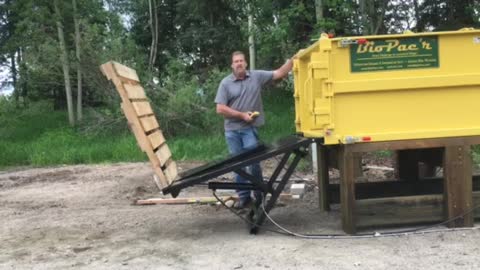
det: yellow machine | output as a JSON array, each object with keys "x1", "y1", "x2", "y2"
[{"x1": 293, "y1": 28, "x2": 480, "y2": 145}]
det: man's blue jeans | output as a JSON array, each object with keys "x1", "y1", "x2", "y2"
[{"x1": 225, "y1": 127, "x2": 263, "y2": 203}]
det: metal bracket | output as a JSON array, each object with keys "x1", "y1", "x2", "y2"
[{"x1": 338, "y1": 38, "x2": 360, "y2": 48}]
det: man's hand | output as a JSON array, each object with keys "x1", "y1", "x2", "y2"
[
  {"x1": 242, "y1": 112, "x2": 254, "y2": 123},
  {"x1": 217, "y1": 104, "x2": 258, "y2": 123},
  {"x1": 242, "y1": 111, "x2": 260, "y2": 123},
  {"x1": 272, "y1": 56, "x2": 295, "y2": 80},
  {"x1": 249, "y1": 111, "x2": 260, "y2": 118}
]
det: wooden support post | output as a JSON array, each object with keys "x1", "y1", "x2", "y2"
[
  {"x1": 339, "y1": 145, "x2": 356, "y2": 234},
  {"x1": 443, "y1": 145, "x2": 474, "y2": 227},
  {"x1": 316, "y1": 143, "x2": 330, "y2": 211}
]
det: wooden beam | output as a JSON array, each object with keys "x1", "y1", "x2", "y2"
[
  {"x1": 339, "y1": 145, "x2": 356, "y2": 234},
  {"x1": 316, "y1": 143, "x2": 330, "y2": 211},
  {"x1": 327, "y1": 176, "x2": 480, "y2": 204},
  {"x1": 348, "y1": 136, "x2": 480, "y2": 153},
  {"x1": 136, "y1": 196, "x2": 234, "y2": 205},
  {"x1": 444, "y1": 145, "x2": 474, "y2": 227},
  {"x1": 355, "y1": 192, "x2": 480, "y2": 228},
  {"x1": 135, "y1": 193, "x2": 296, "y2": 205},
  {"x1": 356, "y1": 194, "x2": 443, "y2": 227}
]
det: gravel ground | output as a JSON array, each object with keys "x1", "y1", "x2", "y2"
[{"x1": 1, "y1": 162, "x2": 479, "y2": 270}]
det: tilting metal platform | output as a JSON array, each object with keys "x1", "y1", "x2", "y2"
[{"x1": 162, "y1": 135, "x2": 314, "y2": 233}]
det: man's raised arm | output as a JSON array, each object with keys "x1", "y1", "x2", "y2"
[{"x1": 272, "y1": 58, "x2": 294, "y2": 80}]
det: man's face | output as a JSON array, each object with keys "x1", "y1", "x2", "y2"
[{"x1": 231, "y1": 54, "x2": 247, "y2": 76}]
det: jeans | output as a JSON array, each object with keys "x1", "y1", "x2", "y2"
[{"x1": 225, "y1": 127, "x2": 263, "y2": 203}]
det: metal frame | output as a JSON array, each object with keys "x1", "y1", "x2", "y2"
[{"x1": 162, "y1": 136, "x2": 313, "y2": 233}]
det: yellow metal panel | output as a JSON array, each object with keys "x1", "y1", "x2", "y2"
[{"x1": 294, "y1": 29, "x2": 480, "y2": 145}]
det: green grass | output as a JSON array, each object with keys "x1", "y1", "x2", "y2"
[
  {"x1": 3, "y1": 91, "x2": 480, "y2": 170},
  {"x1": 0, "y1": 123, "x2": 146, "y2": 168},
  {"x1": 0, "y1": 90, "x2": 296, "y2": 169}
]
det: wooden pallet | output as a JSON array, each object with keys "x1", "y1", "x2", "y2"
[{"x1": 100, "y1": 61, "x2": 177, "y2": 189}]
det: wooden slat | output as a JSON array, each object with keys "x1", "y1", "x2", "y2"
[
  {"x1": 148, "y1": 130, "x2": 166, "y2": 150},
  {"x1": 328, "y1": 176, "x2": 480, "y2": 204},
  {"x1": 99, "y1": 62, "x2": 116, "y2": 82},
  {"x1": 356, "y1": 195, "x2": 444, "y2": 227},
  {"x1": 120, "y1": 103, "x2": 149, "y2": 152},
  {"x1": 155, "y1": 144, "x2": 172, "y2": 166},
  {"x1": 123, "y1": 84, "x2": 147, "y2": 99},
  {"x1": 152, "y1": 165, "x2": 169, "y2": 188},
  {"x1": 164, "y1": 160, "x2": 178, "y2": 183},
  {"x1": 139, "y1": 115, "x2": 159, "y2": 133},
  {"x1": 112, "y1": 61, "x2": 140, "y2": 82},
  {"x1": 132, "y1": 101, "x2": 154, "y2": 117}
]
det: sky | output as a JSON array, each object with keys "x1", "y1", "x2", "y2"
[{"x1": 0, "y1": 64, "x2": 13, "y2": 96}]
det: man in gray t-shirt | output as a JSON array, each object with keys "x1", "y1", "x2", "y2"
[{"x1": 214, "y1": 51, "x2": 293, "y2": 208}]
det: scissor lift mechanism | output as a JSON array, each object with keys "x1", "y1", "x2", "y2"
[{"x1": 163, "y1": 136, "x2": 313, "y2": 234}]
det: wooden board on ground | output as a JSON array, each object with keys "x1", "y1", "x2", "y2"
[
  {"x1": 135, "y1": 196, "x2": 234, "y2": 205},
  {"x1": 100, "y1": 61, "x2": 178, "y2": 189},
  {"x1": 135, "y1": 193, "x2": 296, "y2": 205}
]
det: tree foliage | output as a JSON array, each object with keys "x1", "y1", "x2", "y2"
[{"x1": 1, "y1": 0, "x2": 479, "y2": 134}]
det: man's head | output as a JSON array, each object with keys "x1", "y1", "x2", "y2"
[{"x1": 231, "y1": 51, "x2": 247, "y2": 78}]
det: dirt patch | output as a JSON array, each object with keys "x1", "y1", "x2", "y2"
[
  {"x1": 1, "y1": 162, "x2": 479, "y2": 270},
  {"x1": 0, "y1": 167, "x2": 91, "y2": 189}
]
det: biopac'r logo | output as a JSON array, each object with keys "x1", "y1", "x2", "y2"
[{"x1": 357, "y1": 39, "x2": 433, "y2": 54}]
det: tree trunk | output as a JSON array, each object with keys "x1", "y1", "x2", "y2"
[
  {"x1": 54, "y1": 0, "x2": 75, "y2": 126},
  {"x1": 153, "y1": 0, "x2": 158, "y2": 67},
  {"x1": 17, "y1": 47, "x2": 27, "y2": 107},
  {"x1": 368, "y1": 0, "x2": 375, "y2": 34},
  {"x1": 248, "y1": 3, "x2": 255, "y2": 70},
  {"x1": 359, "y1": 0, "x2": 369, "y2": 35},
  {"x1": 10, "y1": 52, "x2": 18, "y2": 103},
  {"x1": 359, "y1": 0, "x2": 386, "y2": 35},
  {"x1": 73, "y1": 0, "x2": 82, "y2": 122},
  {"x1": 413, "y1": 0, "x2": 421, "y2": 31},
  {"x1": 315, "y1": 0, "x2": 324, "y2": 31},
  {"x1": 373, "y1": 1, "x2": 387, "y2": 34},
  {"x1": 148, "y1": 0, "x2": 158, "y2": 70}
]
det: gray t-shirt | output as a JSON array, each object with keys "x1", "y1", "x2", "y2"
[{"x1": 215, "y1": 70, "x2": 274, "y2": 131}]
